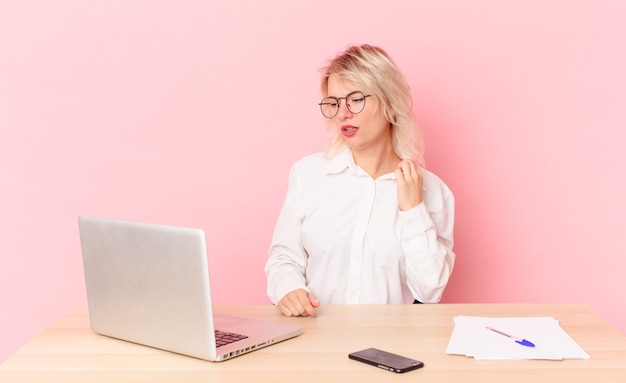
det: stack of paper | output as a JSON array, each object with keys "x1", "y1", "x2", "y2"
[{"x1": 446, "y1": 316, "x2": 590, "y2": 360}]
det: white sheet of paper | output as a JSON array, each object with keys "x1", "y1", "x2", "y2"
[{"x1": 446, "y1": 316, "x2": 590, "y2": 360}]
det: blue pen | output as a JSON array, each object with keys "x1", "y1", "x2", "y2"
[{"x1": 486, "y1": 327, "x2": 536, "y2": 347}]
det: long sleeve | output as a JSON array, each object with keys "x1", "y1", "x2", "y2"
[
  {"x1": 399, "y1": 175, "x2": 455, "y2": 303},
  {"x1": 265, "y1": 165, "x2": 308, "y2": 304}
]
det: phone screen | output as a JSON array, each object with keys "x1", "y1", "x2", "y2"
[{"x1": 348, "y1": 348, "x2": 424, "y2": 373}]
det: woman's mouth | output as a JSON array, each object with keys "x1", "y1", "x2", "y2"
[{"x1": 341, "y1": 125, "x2": 358, "y2": 137}]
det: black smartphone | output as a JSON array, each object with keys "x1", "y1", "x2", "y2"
[{"x1": 348, "y1": 347, "x2": 424, "y2": 373}]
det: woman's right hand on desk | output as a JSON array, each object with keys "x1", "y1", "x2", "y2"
[{"x1": 277, "y1": 289, "x2": 320, "y2": 318}]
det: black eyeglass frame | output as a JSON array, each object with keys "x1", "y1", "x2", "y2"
[{"x1": 318, "y1": 91, "x2": 372, "y2": 119}]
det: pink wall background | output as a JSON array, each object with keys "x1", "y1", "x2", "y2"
[{"x1": 1, "y1": 1, "x2": 625, "y2": 362}]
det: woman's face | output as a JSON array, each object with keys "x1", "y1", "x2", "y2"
[{"x1": 325, "y1": 76, "x2": 391, "y2": 153}]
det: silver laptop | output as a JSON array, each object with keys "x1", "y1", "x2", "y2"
[{"x1": 78, "y1": 215, "x2": 300, "y2": 361}]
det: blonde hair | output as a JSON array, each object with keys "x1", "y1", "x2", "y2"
[{"x1": 320, "y1": 44, "x2": 425, "y2": 167}]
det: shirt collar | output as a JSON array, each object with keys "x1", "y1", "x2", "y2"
[
  {"x1": 325, "y1": 148, "x2": 356, "y2": 175},
  {"x1": 325, "y1": 147, "x2": 398, "y2": 180}
]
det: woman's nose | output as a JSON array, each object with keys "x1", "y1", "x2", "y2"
[{"x1": 337, "y1": 101, "x2": 353, "y2": 119}]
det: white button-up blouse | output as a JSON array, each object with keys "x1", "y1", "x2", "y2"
[{"x1": 265, "y1": 149, "x2": 455, "y2": 305}]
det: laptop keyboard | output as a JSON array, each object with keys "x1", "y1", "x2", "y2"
[{"x1": 215, "y1": 330, "x2": 248, "y2": 348}]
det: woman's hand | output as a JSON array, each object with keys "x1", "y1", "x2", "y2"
[
  {"x1": 395, "y1": 160, "x2": 423, "y2": 211},
  {"x1": 277, "y1": 289, "x2": 320, "y2": 317}
]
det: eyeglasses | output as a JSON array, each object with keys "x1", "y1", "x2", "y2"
[{"x1": 318, "y1": 91, "x2": 372, "y2": 119}]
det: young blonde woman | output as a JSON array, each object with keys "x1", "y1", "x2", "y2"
[{"x1": 266, "y1": 44, "x2": 455, "y2": 317}]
